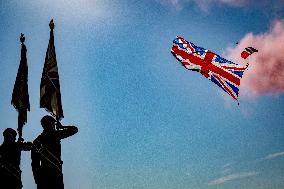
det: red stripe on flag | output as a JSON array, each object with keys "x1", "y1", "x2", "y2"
[
  {"x1": 172, "y1": 46, "x2": 241, "y2": 86},
  {"x1": 214, "y1": 74, "x2": 237, "y2": 100},
  {"x1": 221, "y1": 66, "x2": 246, "y2": 71}
]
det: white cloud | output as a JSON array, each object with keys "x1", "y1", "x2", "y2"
[
  {"x1": 156, "y1": 0, "x2": 189, "y2": 10},
  {"x1": 221, "y1": 168, "x2": 231, "y2": 174},
  {"x1": 24, "y1": 0, "x2": 114, "y2": 24},
  {"x1": 208, "y1": 172, "x2": 258, "y2": 185},
  {"x1": 262, "y1": 151, "x2": 284, "y2": 160},
  {"x1": 223, "y1": 162, "x2": 232, "y2": 168},
  {"x1": 156, "y1": 0, "x2": 243, "y2": 11},
  {"x1": 157, "y1": 0, "x2": 284, "y2": 11}
]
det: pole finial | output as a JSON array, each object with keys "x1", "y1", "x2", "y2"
[
  {"x1": 20, "y1": 33, "x2": 25, "y2": 43},
  {"x1": 49, "y1": 19, "x2": 55, "y2": 30}
]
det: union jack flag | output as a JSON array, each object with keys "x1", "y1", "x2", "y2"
[{"x1": 171, "y1": 36, "x2": 248, "y2": 100}]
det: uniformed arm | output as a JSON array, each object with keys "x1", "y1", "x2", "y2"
[
  {"x1": 18, "y1": 139, "x2": 33, "y2": 151},
  {"x1": 56, "y1": 122, "x2": 78, "y2": 139},
  {"x1": 31, "y1": 144, "x2": 41, "y2": 184}
]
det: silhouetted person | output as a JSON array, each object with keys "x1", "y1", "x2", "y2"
[
  {"x1": 0, "y1": 128, "x2": 32, "y2": 189},
  {"x1": 31, "y1": 115, "x2": 78, "y2": 189}
]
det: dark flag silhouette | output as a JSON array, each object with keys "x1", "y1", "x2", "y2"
[
  {"x1": 11, "y1": 33, "x2": 30, "y2": 139},
  {"x1": 40, "y1": 19, "x2": 64, "y2": 120}
]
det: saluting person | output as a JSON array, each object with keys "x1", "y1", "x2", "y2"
[{"x1": 31, "y1": 115, "x2": 78, "y2": 189}]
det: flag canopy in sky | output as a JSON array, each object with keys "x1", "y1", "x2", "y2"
[
  {"x1": 171, "y1": 36, "x2": 248, "y2": 100},
  {"x1": 40, "y1": 20, "x2": 64, "y2": 120},
  {"x1": 241, "y1": 47, "x2": 258, "y2": 59}
]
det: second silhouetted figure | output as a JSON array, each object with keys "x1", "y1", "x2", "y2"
[
  {"x1": 31, "y1": 115, "x2": 78, "y2": 189},
  {"x1": 0, "y1": 128, "x2": 32, "y2": 189}
]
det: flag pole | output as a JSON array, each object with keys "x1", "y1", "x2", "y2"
[
  {"x1": 18, "y1": 34, "x2": 25, "y2": 140},
  {"x1": 18, "y1": 113, "x2": 23, "y2": 140}
]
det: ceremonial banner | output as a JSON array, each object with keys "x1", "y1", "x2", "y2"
[
  {"x1": 11, "y1": 33, "x2": 30, "y2": 138},
  {"x1": 40, "y1": 20, "x2": 64, "y2": 120}
]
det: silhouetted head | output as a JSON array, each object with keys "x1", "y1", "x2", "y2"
[
  {"x1": 41, "y1": 115, "x2": 56, "y2": 131},
  {"x1": 3, "y1": 128, "x2": 17, "y2": 143}
]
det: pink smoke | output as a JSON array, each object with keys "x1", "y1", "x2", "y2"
[{"x1": 225, "y1": 20, "x2": 284, "y2": 96}]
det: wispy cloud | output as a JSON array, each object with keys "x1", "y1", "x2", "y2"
[
  {"x1": 155, "y1": 0, "x2": 188, "y2": 11},
  {"x1": 194, "y1": 0, "x2": 245, "y2": 11},
  {"x1": 262, "y1": 151, "x2": 284, "y2": 160},
  {"x1": 223, "y1": 162, "x2": 232, "y2": 168},
  {"x1": 157, "y1": 0, "x2": 284, "y2": 11},
  {"x1": 221, "y1": 168, "x2": 231, "y2": 174},
  {"x1": 209, "y1": 152, "x2": 284, "y2": 186},
  {"x1": 25, "y1": 0, "x2": 114, "y2": 24},
  {"x1": 221, "y1": 162, "x2": 233, "y2": 173},
  {"x1": 208, "y1": 171, "x2": 258, "y2": 185}
]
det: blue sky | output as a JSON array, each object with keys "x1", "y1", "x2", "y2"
[{"x1": 1, "y1": 0, "x2": 284, "y2": 189}]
